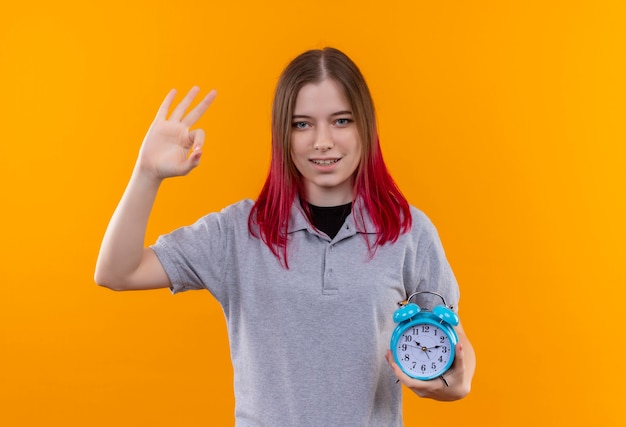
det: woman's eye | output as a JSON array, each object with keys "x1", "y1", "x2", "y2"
[
  {"x1": 335, "y1": 118, "x2": 352, "y2": 126},
  {"x1": 292, "y1": 122, "x2": 309, "y2": 129}
]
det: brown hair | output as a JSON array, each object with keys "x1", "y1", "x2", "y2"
[
  {"x1": 250, "y1": 47, "x2": 411, "y2": 266},
  {"x1": 271, "y1": 47, "x2": 377, "y2": 181}
]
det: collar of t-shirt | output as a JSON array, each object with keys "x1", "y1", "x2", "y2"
[{"x1": 307, "y1": 202, "x2": 353, "y2": 239}]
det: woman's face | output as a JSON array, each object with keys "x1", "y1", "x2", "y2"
[{"x1": 290, "y1": 78, "x2": 362, "y2": 206}]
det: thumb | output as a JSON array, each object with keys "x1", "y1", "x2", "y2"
[{"x1": 185, "y1": 129, "x2": 205, "y2": 170}]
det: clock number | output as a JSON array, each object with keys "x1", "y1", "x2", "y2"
[
  {"x1": 421, "y1": 325, "x2": 430, "y2": 333},
  {"x1": 420, "y1": 364, "x2": 427, "y2": 373},
  {"x1": 440, "y1": 336, "x2": 446, "y2": 343},
  {"x1": 431, "y1": 362, "x2": 437, "y2": 370},
  {"x1": 404, "y1": 335, "x2": 413, "y2": 342},
  {"x1": 401, "y1": 344, "x2": 407, "y2": 352}
]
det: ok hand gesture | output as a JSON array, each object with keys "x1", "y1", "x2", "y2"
[{"x1": 137, "y1": 87, "x2": 217, "y2": 180}]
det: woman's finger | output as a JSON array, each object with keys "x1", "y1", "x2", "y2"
[
  {"x1": 182, "y1": 89, "x2": 217, "y2": 127},
  {"x1": 155, "y1": 89, "x2": 178, "y2": 120},
  {"x1": 188, "y1": 129, "x2": 205, "y2": 152},
  {"x1": 185, "y1": 129, "x2": 205, "y2": 167},
  {"x1": 170, "y1": 86, "x2": 201, "y2": 121}
]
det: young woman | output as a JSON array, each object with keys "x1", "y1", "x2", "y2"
[{"x1": 95, "y1": 47, "x2": 475, "y2": 426}]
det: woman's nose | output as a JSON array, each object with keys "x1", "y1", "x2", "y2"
[{"x1": 313, "y1": 127, "x2": 334, "y2": 151}]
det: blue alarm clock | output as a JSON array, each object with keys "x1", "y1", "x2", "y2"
[{"x1": 390, "y1": 291, "x2": 459, "y2": 380}]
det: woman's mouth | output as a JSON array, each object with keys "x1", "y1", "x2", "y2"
[{"x1": 310, "y1": 159, "x2": 340, "y2": 166}]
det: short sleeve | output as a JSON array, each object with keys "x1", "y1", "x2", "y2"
[
  {"x1": 151, "y1": 212, "x2": 227, "y2": 295},
  {"x1": 406, "y1": 208, "x2": 460, "y2": 312}
]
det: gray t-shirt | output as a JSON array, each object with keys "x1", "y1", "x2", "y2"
[{"x1": 152, "y1": 198, "x2": 459, "y2": 426}]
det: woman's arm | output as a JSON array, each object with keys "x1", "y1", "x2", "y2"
[
  {"x1": 94, "y1": 87, "x2": 216, "y2": 291},
  {"x1": 386, "y1": 321, "x2": 476, "y2": 401}
]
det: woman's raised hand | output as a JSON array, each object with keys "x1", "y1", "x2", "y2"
[{"x1": 137, "y1": 87, "x2": 217, "y2": 180}]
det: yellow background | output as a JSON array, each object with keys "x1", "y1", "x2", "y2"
[{"x1": 1, "y1": 0, "x2": 624, "y2": 425}]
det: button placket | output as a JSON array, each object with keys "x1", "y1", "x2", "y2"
[{"x1": 322, "y1": 243, "x2": 338, "y2": 295}]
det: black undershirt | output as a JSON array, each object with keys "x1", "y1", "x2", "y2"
[{"x1": 308, "y1": 202, "x2": 352, "y2": 239}]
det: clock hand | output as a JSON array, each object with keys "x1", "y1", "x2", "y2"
[
  {"x1": 401, "y1": 342, "x2": 437, "y2": 358},
  {"x1": 400, "y1": 342, "x2": 431, "y2": 356},
  {"x1": 402, "y1": 343, "x2": 423, "y2": 350},
  {"x1": 414, "y1": 342, "x2": 432, "y2": 359}
]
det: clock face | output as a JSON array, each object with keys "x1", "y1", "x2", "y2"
[{"x1": 394, "y1": 322, "x2": 454, "y2": 379}]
